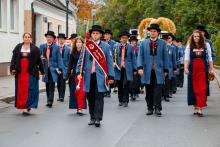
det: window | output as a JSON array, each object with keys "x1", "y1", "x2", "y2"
[
  {"x1": 10, "y1": 0, "x2": 19, "y2": 31},
  {"x1": 10, "y1": 0, "x2": 14, "y2": 30},
  {"x1": 0, "y1": 0, "x2": 7, "y2": 30},
  {"x1": 0, "y1": 0, "x2": 2, "y2": 29},
  {"x1": 48, "y1": 22, "x2": 52, "y2": 31},
  {"x1": 58, "y1": 25, "x2": 62, "y2": 34}
]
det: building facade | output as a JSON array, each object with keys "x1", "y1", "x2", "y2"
[
  {"x1": 0, "y1": 0, "x2": 77, "y2": 76},
  {"x1": 0, "y1": 0, "x2": 24, "y2": 76}
]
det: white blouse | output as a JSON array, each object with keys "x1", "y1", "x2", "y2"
[
  {"x1": 184, "y1": 42, "x2": 212, "y2": 62},
  {"x1": 21, "y1": 45, "x2": 30, "y2": 53}
]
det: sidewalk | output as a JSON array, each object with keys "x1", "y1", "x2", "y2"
[
  {"x1": 214, "y1": 65, "x2": 220, "y2": 88},
  {"x1": 0, "y1": 76, "x2": 46, "y2": 103}
]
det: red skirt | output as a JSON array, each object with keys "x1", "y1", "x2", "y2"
[
  {"x1": 74, "y1": 77, "x2": 86, "y2": 109},
  {"x1": 16, "y1": 58, "x2": 30, "y2": 109},
  {"x1": 192, "y1": 58, "x2": 207, "y2": 108}
]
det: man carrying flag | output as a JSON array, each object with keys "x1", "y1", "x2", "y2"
[{"x1": 76, "y1": 25, "x2": 114, "y2": 127}]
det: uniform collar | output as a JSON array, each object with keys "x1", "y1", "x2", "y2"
[
  {"x1": 47, "y1": 42, "x2": 53, "y2": 46},
  {"x1": 106, "y1": 39, "x2": 111, "y2": 43},
  {"x1": 150, "y1": 38, "x2": 158, "y2": 41},
  {"x1": 121, "y1": 42, "x2": 127, "y2": 46},
  {"x1": 95, "y1": 40, "x2": 101, "y2": 45},
  {"x1": 60, "y1": 44, "x2": 65, "y2": 48}
]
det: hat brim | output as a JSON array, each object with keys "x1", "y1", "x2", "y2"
[
  {"x1": 89, "y1": 29, "x2": 104, "y2": 34},
  {"x1": 168, "y1": 34, "x2": 175, "y2": 40},
  {"x1": 147, "y1": 27, "x2": 161, "y2": 32},
  {"x1": 57, "y1": 36, "x2": 67, "y2": 39},
  {"x1": 69, "y1": 37, "x2": 76, "y2": 39},
  {"x1": 129, "y1": 38, "x2": 138, "y2": 42},
  {"x1": 119, "y1": 34, "x2": 130, "y2": 38},
  {"x1": 45, "y1": 34, "x2": 56, "y2": 39},
  {"x1": 104, "y1": 31, "x2": 112, "y2": 35}
]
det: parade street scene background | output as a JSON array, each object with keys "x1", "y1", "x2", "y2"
[{"x1": 0, "y1": 0, "x2": 220, "y2": 147}]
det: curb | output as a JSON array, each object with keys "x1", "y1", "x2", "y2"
[
  {"x1": 0, "y1": 88, "x2": 46, "y2": 103},
  {"x1": 214, "y1": 65, "x2": 220, "y2": 69},
  {"x1": 214, "y1": 69, "x2": 220, "y2": 88}
]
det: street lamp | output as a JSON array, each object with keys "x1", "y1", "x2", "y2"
[
  {"x1": 92, "y1": 8, "x2": 96, "y2": 25},
  {"x1": 66, "y1": 0, "x2": 70, "y2": 37}
]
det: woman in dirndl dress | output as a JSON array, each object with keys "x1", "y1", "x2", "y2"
[
  {"x1": 184, "y1": 30, "x2": 214, "y2": 117},
  {"x1": 10, "y1": 33, "x2": 44, "y2": 115},
  {"x1": 68, "y1": 37, "x2": 86, "y2": 115}
]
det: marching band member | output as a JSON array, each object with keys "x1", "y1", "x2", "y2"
[
  {"x1": 40, "y1": 31, "x2": 63, "y2": 108},
  {"x1": 129, "y1": 35, "x2": 140, "y2": 101},
  {"x1": 137, "y1": 24, "x2": 169, "y2": 117},
  {"x1": 114, "y1": 30, "x2": 137, "y2": 107},
  {"x1": 76, "y1": 25, "x2": 114, "y2": 127},
  {"x1": 163, "y1": 33, "x2": 177, "y2": 102},
  {"x1": 57, "y1": 33, "x2": 70, "y2": 102},
  {"x1": 104, "y1": 29, "x2": 116, "y2": 97}
]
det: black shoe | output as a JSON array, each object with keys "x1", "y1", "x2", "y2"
[
  {"x1": 77, "y1": 109, "x2": 85, "y2": 116},
  {"x1": 146, "y1": 110, "x2": 153, "y2": 115},
  {"x1": 119, "y1": 102, "x2": 123, "y2": 106},
  {"x1": 46, "y1": 103, "x2": 52, "y2": 108},
  {"x1": 173, "y1": 91, "x2": 176, "y2": 94},
  {"x1": 95, "y1": 120, "x2": 101, "y2": 127},
  {"x1": 164, "y1": 97, "x2": 170, "y2": 102},
  {"x1": 155, "y1": 109, "x2": 162, "y2": 117},
  {"x1": 197, "y1": 113, "x2": 203, "y2": 117},
  {"x1": 77, "y1": 112, "x2": 84, "y2": 116},
  {"x1": 57, "y1": 98, "x2": 64, "y2": 102},
  {"x1": 88, "y1": 119, "x2": 95, "y2": 125},
  {"x1": 22, "y1": 111, "x2": 30, "y2": 116},
  {"x1": 106, "y1": 93, "x2": 111, "y2": 97},
  {"x1": 131, "y1": 96, "x2": 136, "y2": 101},
  {"x1": 193, "y1": 112, "x2": 198, "y2": 115},
  {"x1": 124, "y1": 102, "x2": 128, "y2": 107}
]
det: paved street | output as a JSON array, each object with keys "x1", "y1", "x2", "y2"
[{"x1": 0, "y1": 77, "x2": 220, "y2": 147}]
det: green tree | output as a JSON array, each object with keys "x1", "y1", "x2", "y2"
[{"x1": 96, "y1": 0, "x2": 220, "y2": 42}]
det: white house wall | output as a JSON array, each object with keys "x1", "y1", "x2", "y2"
[
  {"x1": 0, "y1": 0, "x2": 24, "y2": 63},
  {"x1": 34, "y1": 1, "x2": 76, "y2": 46}
]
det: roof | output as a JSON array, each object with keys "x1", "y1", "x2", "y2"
[{"x1": 40, "y1": 0, "x2": 73, "y2": 14}]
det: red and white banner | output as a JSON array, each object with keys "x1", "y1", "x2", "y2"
[{"x1": 86, "y1": 40, "x2": 109, "y2": 90}]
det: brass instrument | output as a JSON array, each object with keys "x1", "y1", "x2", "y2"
[{"x1": 114, "y1": 46, "x2": 120, "y2": 70}]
